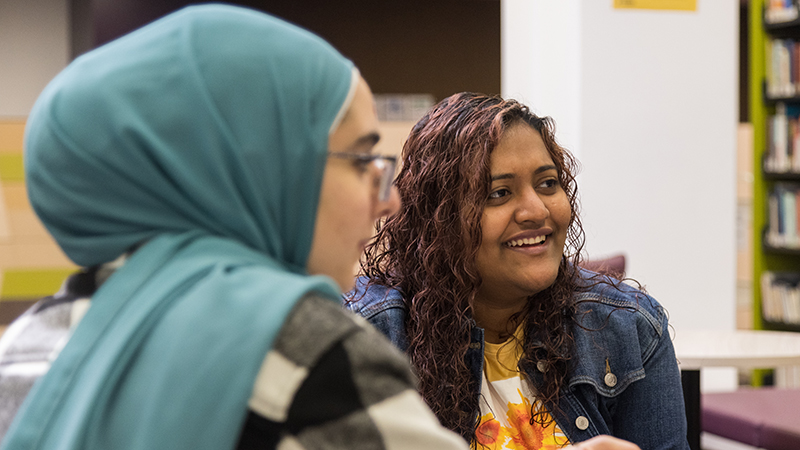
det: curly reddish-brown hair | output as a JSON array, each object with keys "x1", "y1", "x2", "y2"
[{"x1": 358, "y1": 93, "x2": 585, "y2": 441}]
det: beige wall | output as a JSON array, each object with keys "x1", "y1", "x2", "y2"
[{"x1": 0, "y1": 0, "x2": 69, "y2": 117}]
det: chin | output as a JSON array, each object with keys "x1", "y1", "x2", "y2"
[{"x1": 526, "y1": 270, "x2": 560, "y2": 294}]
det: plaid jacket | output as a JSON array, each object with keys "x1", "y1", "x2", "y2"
[{"x1": 0, "y1": 268, "x2": 466, "y2": 450}]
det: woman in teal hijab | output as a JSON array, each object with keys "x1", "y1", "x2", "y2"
[{"x1": 0, "y1": 5, "x2": 468, "y2": 450}]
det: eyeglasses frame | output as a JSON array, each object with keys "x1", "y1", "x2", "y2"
[{"x1": 327, "y1": 152, "x2": 397, "y2": 202}]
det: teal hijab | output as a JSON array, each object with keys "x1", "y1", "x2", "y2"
[{"x1": 3, "y1": 5, "x2": 354, "y2": 449}]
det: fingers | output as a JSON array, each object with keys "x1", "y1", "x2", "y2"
[{"x1": 567, "y1": 435, "x2": 642, "y2": 450}]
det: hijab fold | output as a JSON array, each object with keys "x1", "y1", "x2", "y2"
[{"x1": 2, "y1": 5, "x2": 354, "y2": 449}]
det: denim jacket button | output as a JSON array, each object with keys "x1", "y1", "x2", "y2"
[
  {"x1": 469, "y1": 342, "x2": 481, "y2": 349},
  {"x1": 575, "y1": 416, "x2": 589, "y2": 430},
  {"x1": 604, "y1": 372, "x2": 617, "y2": 387},
  {"x1": 536, "y1": 361, "x2": 548, "y2": 372}
]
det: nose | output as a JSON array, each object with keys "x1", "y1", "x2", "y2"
[
  {"x1": 514, "y1": 189, "x2": 549, "y2": 224},
  {"x1": 375, "y1": 185, "x2": 401, "y2": 219}
]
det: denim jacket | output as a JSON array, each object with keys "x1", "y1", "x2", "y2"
[{"x1": 345, "y1": 272, "x2": 689, "y2": 450}]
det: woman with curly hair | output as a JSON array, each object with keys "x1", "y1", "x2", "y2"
[{"x1": 346, "y1": 93, "x2": 688, "y2": 450}]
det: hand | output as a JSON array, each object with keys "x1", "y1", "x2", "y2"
[{"x1": 566, "y1": 435, "x2": 641, "y2": 450}]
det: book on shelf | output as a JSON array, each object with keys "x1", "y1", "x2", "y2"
[
  {"x1": 766, "y1": 183, "x2": 800, "y2": 248},
  {"x1": 766, "y1": 0, "x2": 799, "y2": 24},
  {"x1": 766, "y1": 103, "x2": 800, "y2": 172},
  {"x1": 766, "y1": 38, "x2": 799, "y2": 98},
  {"x1": 761, "y1": 271, "x2": 800, "y2": 325},
  {"x1": 775, "y1": 366, "x2": 800, "y2": 388}
]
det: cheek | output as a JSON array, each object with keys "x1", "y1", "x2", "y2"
[
  {"x1": 333, "y1": 180, "x2": 375, "y2": 238},
  {"x1": 549, "y1": 195, "x2": 572, "y2": 235},
  {"x1": 323, "y1": 174, "x2": 372, "y2": 222},
  {"x1": 479, "y1": 211, "x2": 504, "y2": 244},
  {"x1": 347, "y1": 180, "x2": 374, "y2": 221}
]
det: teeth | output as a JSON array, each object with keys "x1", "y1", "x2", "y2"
[{"x1": 507, "y1": 235, "x2": 546, "y2": 247}]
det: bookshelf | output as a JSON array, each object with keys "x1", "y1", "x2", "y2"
[{"x1": 750, "y1": 0, "x2": 800, "y2": 340}]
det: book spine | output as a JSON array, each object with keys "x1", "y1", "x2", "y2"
[
  {"x1": 769, "y1": 190, "x2": 781, "y2": 246},
  {"x1": 791, "y1": 286, "x2": 800, "y2": 324},
  {"x1": 775, "y1": 104, "x2": 789, "y2": 171},
  {"x1": 780, "y1": 40, "x2": 792, "y2": 96},
  {"x1": 762, "y1": 271, "x2": 776, "y2": 321},
  {"x1": 796, "y1": 187, "x2": 800, "y2": 244},
  {"x1": 793, "y1": 116, "x2": 800, "y2": 171},
  {"x1": 782, "y1": 187, "x2": 798, "y2": 247}
]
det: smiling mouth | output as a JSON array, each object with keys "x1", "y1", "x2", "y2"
[{"x1": 506, "y1": 235, "x2": 547, "y2": 248}]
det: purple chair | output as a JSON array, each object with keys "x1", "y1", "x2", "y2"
[
  {"x1": 702, "y1": 388, "x2": 800, "y2": 450},
  {"x1": 580, "y1": 254, "x2": 626, "y2": 279}
]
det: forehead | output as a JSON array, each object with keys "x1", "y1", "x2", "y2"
[
  {"x1": 328, "y1": 77, "x2": 379, "y2": 151},
  {"x1": 490, "y1": 122, "x2": 553, "y2": 170},
  {"x1": 347, "y1": 78, "x2": 376, "y2": 121}
]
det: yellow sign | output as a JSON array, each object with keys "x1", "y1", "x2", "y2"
[
  {"x1": 0, "y1": 154, "x2": 24, "y2": 182},
  {"x1": 1, "y1": 268, "x2": 76, "y2": 298},
  {"x1": 614, "y1": 0, "x2": 696, "y2": 11}
]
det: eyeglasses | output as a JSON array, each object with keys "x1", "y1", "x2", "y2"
[{"x1": 328, "y1": 152, "x2": 397, "y2": 201}]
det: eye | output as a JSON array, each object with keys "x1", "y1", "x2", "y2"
[
  {"x1": 352, "y1": 158, "x2": 373, "y2": 174},
  {"x1": 488, "y1": 188, "x2": 511, "y2": 200},
  {"x1": 537, "y1": 178, "x2": 560, "y2": 193}
]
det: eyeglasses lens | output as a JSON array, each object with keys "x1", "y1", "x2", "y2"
[{"x1": 374, "y1": 158, "x2": 396, "y2": 202}]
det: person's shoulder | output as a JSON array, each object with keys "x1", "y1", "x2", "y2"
[
  {"x1": 573, "y1": 268, "x2": 667, "y2": 335},
  {"x1": 343, "y1": 277, "x2": 406, "y2": 318},
  {"x1": 249, "y1": 292, "x2": 406, "y2": 420},
  {"x1": 0, "y1": 269, "x2": 92, "y2": 441},
  {"x1": 342, "y1": 277, "x2": 409, "y2": 351},
  {"x1": 568, "y1": 269, "x2": 673, "y2": 397},
  {"x1": 266, "y1": 292, "x2": 378, "y2": 370},
  {"x1": 243, "y1": 292, "x2": 468, "y2": 450}
]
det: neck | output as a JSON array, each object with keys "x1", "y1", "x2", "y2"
[{"x1": 471, "y1": 296, "x2": 527, "y2": 344}]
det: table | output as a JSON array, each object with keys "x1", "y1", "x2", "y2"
[{"x1": 672, "y1": 329, "x2": 800, "y2": 450}]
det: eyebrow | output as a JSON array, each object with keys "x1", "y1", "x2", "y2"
[
  {"x1": 490, "y1": 164, "x2": 557, "y2": 182},
  {"x1": 348, "y1": 132, "x2": 381, "y2": 152}
]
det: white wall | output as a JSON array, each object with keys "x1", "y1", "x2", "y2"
[
  {"x1": 503, "y1": 1, "x2": 738, "y2": 337},
  {"x1": 0, "y1": 0, "x2": 69, "y2": 117},
  {"x1": 502, "y1": 1, "x2": 582, "y2": 156}
]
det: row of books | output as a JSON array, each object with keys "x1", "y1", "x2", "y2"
[
  {"x1": 766, "y1": 38, "x2": 800, "y2": 98},
  {"x1": 766, "y1": 0, "x2": 799, "y2": 24},
  {"x1": 776, "y1": 365, "x2": 800, "y2": 388},
  {"x1": 766, "y1": 183, "x2": 800, "y2": 249},
  {"x1": 766, "y1": 103, "x2": 800, "y2": 172},
  {"x1": 761, "y1": 271, "x2": 800, "y2": 325}
]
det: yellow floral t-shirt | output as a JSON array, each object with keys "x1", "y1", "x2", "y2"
[{"x1": 475, "y1": 327, "x2": 569, "y2": 450}]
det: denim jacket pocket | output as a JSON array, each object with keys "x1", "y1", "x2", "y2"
[
  {"x1": 567, "y1": 360, "x2": 645, "y2": 398},
  {"x1": 568, "y1": 289, "x2": 664, "y2": 396}
]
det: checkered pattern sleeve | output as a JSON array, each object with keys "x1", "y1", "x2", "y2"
[{"x1": 237, "y1": 293, "x2": 468, "y2": 450}]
